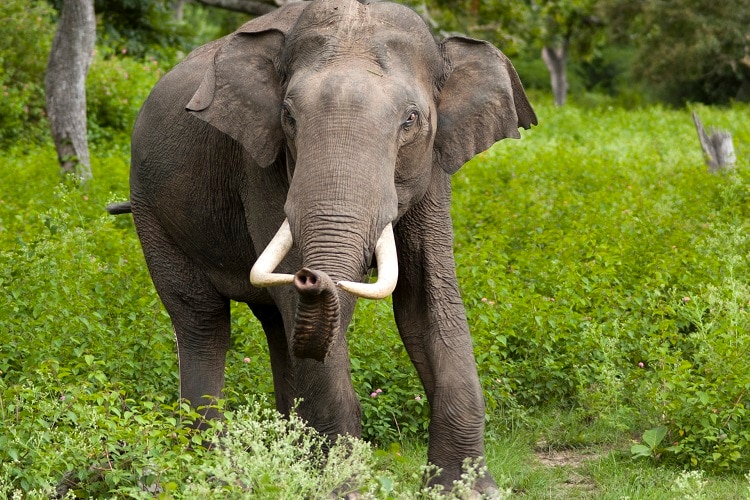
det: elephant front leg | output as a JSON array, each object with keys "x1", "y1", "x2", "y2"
[
  {"x1": 392, "y1": 185, "x2": 498, "y2": 494},
  {"x1": 393, "y1": 276, "x2": 495, "y2": 493}
]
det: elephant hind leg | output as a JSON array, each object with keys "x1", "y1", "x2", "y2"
[
  {"x1": 249, "y1": 303, "x2": 295, "y2": 416},
  {"x1": 135, "y1": 211, "x2": 231, "y2": 424}
]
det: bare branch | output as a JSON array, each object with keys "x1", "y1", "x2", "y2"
[{"x1": 189, "y1": 0, "x2": 301, "y2": 16}]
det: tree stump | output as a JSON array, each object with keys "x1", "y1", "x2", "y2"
[{"x1": 692, "y1": 111, "x2": 736, "y2": 173}]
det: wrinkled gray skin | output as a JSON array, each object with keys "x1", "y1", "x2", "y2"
[{"x1": 126, "y1": 0, "x2": 535, "y2": 492}]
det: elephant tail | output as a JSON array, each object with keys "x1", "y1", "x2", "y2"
[{"x1": 106, "y1": 201, "x2": 132, "y2": 215}]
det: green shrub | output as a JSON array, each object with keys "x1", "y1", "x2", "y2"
[
  {"x1": 180, "y1": 402, "x2": 376, "y2": 498},
  {"x1": 0, "y1": 183, "x2": 177, "y2": 398},
  {"x1": 0, "y1": 0, "x2": 56, "y2": 147},
  {"x1": 632, "y1": 221, "x2": 750, "y2": 472},
  {"x1": 453, "y1": 100, "x2": 750, "y2": 469},
  {"x1": 86, "y1": 54, "x2": 167, "y2": 140},
  {"x1": 0, "y1": 377, "x2": 204, "y2": 496},
  {"x1": 349, "y1": 300, "x2": 431, "y2": 444},
  {"x1": 3, "y1": 95, "x2": 750, "y2": 491}
]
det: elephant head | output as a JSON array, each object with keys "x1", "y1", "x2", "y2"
[{"x1": 186, "y1": 0, "x2": 536, "y2": 361}]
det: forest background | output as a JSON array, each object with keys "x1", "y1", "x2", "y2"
[{"x1": 1, "y1": 0, "x2": 750, "y2": 497}]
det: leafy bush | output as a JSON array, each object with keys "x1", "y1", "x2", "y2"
[
  {"x1": 180, "y1": 402, "x2": 376, "y2": 498},
  {"x1": 0, "y1": 378, "x2": 203, "y2": 496},
  {"x1": 633, "y1": 222, "x2": 750, "y2": 472},
  {"x1": 3, "y1": 92, "x2": 750, "y2": 494},
  {"x1": 453, "y1": 99, "x2": 750, "y2": 469},
  {"x1": 0, "y1": 0, "x2": 56, "y2": 146},
  {"x1": 86, "y1": 53, "x2": 166, "y2": 139},
  {"x1": 0, "y1": 183, "x2": 177, "y2": 399},
  {"x1": 0, "y1": 386, "x2": 379, "y2": 497},
  {"x1": 349, "y1": 300, "x2": 431, "y2": 444}
]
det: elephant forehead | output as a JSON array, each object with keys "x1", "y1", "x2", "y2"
[
  {"x1": 286, "y1": 67, "x2": 396, "y2": 119},
  {"x1": 284, "y1": 0, "x2": 440, "y2": 77}
]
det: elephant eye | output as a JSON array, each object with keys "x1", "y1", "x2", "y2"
[
  {"x1": 403, "y1": 110, "x2": 419, "y2": 130},
  {"x1": 281, "y1": 104, "x2": 293, "y2": 122},
  {"x1": 281, "y1": 104, "x2": 296, "y2": 134}
]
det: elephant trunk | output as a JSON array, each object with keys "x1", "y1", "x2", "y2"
[{"x1": 292, "y1": 268, "x2": 340, "y2": 361}]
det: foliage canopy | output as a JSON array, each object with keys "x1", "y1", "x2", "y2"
[{"x1": 603, "y1": 0, "x2": 750, "y2": 104}]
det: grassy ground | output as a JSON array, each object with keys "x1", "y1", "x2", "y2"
[{"x1": 2, "y1": 95, "x2": 750, "y2": 497}]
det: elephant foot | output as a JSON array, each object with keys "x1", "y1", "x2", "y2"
[
  {"x1": 426, "y1": 461, "x2": 501, "y2": 498},
  {"x1": 469, "y1": 481, "x2": 506, "y2": 499}
]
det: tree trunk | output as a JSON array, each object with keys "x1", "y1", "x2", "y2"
[
  {"x1": 542, "y1": 44, "x2": 568, "y2": 106},
  {"x1": 45, "y1": 0, "x2": 96, "y2": 182},
  {"x1": 692, "y1": 111, "x2": 736, "y2": 173},
  {"x1": 175, "y1": 0, "x2": 187, "y2": 21}
]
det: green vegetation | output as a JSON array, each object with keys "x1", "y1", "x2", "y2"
[
  {"x1": 2, "y1": 87, "x2": 750, "y2": 495},
  {"x1": 0, "y1": 0, "x2": 56, "y2": 147},
  {"x1": 2, "y1": 0, "x2": 750, "y2": 497}
]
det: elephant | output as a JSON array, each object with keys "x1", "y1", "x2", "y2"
[{"x1": 110, "y1": 0, "x2": 536, "y2": 493}]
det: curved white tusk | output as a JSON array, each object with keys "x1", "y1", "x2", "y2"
[
  {"x1": 250, "y1": 219, "x2": 295, "y2": 287},
  {"x1": 337, "y1": 223, "x2": 398, "y2": 299}
]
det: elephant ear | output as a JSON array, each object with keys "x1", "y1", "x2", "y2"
[
  {"x1": 186, "y1": 3, "x2": 307, "y2": 168},
  {"x1": 434, "y1": 36, "x2": 537, "y2": 175}
]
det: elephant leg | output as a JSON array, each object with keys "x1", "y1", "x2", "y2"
[
  {"x1": 249, "y1": 303, "x2": 295, "y2": 416},
  {"x1": 134, "y1": 211, "x2": 230, "y2": 424},
  {"x1": 391, "y1": 177, "x2": 498, "y2": 494}
]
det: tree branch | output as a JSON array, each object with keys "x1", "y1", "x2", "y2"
[{"x1": 190, "y1": 0, "x2": 298, "y2": 16}]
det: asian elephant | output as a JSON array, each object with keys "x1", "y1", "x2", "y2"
[{"x1": 112, "y1": 0, "x2": 536, "y2": 493}]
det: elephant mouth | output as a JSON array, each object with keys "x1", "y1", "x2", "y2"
[
  {"x1": 249, "y1": 219, "x2": 398, "y2": 361},
  {"x1": 249, "y1": 219, "x2": 398, "y2": 299}
]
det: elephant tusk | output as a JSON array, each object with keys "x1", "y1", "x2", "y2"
[
  {"x1": 250, "y1": 219, "x2": 295, "y2": 287},
  {"x1": 337, "y1": 223, "x2": 398, "y2": 299}
]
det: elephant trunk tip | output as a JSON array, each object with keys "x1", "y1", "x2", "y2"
[{"x1": 293, "y1": 268, "x2": 328, "y2": 296}]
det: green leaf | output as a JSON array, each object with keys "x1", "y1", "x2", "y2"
[
  {"x1": 377, "y1": 475, "x2": 394, "y2": 494},
  {"x1": 642, "y1": 426, "x2": 667, "y2": 449},
  {"x1": 630, "y1": 444, "x2": 651, "y2": 458}
]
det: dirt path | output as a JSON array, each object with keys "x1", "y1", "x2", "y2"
[{"x1": 531, "y1": 445, "x2": 609, "y2": 498}]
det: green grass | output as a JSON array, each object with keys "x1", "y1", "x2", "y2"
[{"x1": 2, "y1": 95, "x2": 750, "y2": 497}]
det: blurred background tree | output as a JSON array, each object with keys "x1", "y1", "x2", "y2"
[
  {"x1": 401, "y1": 0, "x2": 749, "y2": 107},
  {"x1": 0, "y1": 0, "x2": 57, "y2": 147},
  {"x1": 602, "y1": 0, "x2": 750, "y2": 105},
  {"x1": 45, "y1": 0, "x2": 96, "y2": 181}
]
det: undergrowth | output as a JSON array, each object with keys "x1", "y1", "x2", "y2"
[{"x1": 1, "y1": 97, "x2": 750, "y2": 494}]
